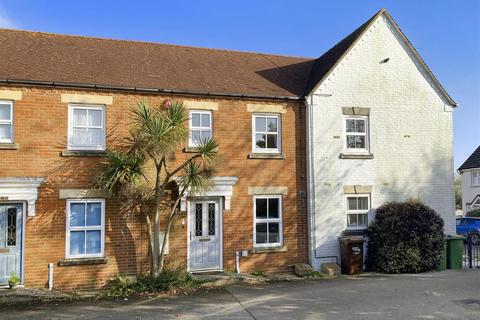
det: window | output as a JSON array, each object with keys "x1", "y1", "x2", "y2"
[
  {"x1": 345, "y1": 116, "x2": 368, "y2": 152},
  {"x1": 346, "y1": 195, "x2": 370, "y2": 229},
  {"x1": 254, "y1": 195, "x2": 282, "y2": 247},
  {"x1": 6, "y1": 208, "x2": 17, "y2": 247},
  {"x1": 253, "y1": 114, "x2": 281, "y2": 153},
  {"x1": 472, "y1": 171, "x2": 480, "y2": 187},
  {"x1": 189, "y1": 110, "x2": 212, "y2": 147},
  {"x1": 66, "y1": 199, "x2": 105, "y2": 258},
  {"x1": 0, "y1": 100, "x2": 13, "y2": 143},
  {"x1": 68, "y1": 104, "x2": 105, "y2": 150}
]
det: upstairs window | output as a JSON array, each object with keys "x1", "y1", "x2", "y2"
[
  {"x1": 253, "y1": 114, "x2": 281, "y2": 153},
  {"x1": 189, "y1": 110, "x2": 212, "y2": 147},
  {"x1": 346, "y1": 195, "x2": 370, "y2": 229},
  {"x1": 472, "y1": 170, "x2": 480, "y2": 187},
  {"x1": 66, "y1": 199, "x2": 105, "y2": 258},
  {"x1": 0, "y1": 100, "x2": 13, "y2": 143},
  {"x1": 345, "y1": 116, "x2": 369, "y2": 152},
  {"x1": 68, "y1": 104, "x2": 105, "y2": 151}
]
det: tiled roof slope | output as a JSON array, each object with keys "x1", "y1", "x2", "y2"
[
  {"x1": 459, "y1": 146, "x2": 480, "y2": 172},
  {"x1": 0, "y1": 9, "x2": 456, "y2": 106},
  {"x1": 0, "y1": 28, "x2": 314, "y2": 98}
]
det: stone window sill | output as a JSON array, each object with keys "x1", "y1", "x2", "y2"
[
  {"x1": 61, "y1": 150, "x2": 107, "y2": 157},
  {"x1": 183, "y1": 146, "x2": 199, "y2": 153},
  {"x1": 248, "y1": 153, "x2": 285, "y2": 160},
  {"x1": 58, "y1": 257, "x2": 108, "y2": 266},
  {"x1": 251, "y1": 245, "x2": 288, "y2": 254},
  {"x1": 339, "y1": 153, "x2": 374, "y2": 160},
  {"x1": 0, "y1": 143, "x2": 19, "y2": 150}
]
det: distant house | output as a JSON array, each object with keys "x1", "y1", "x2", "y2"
[{"x1": 458, "y1": 146, "x2": 480, "y2": 214}]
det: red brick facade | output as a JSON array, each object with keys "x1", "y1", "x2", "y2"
[{"x1": 0, "y1": 85, "x2": 307, "y2": 291}]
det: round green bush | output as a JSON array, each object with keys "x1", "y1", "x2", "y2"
[
  {"x1": 466, "y1": 208, "x2": 480, "y2": 217},
  {"x1": 366, "y1": 200, "x2": 444, "y2": 273}
]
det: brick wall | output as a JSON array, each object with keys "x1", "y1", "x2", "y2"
[{"x1": 0, "y1": 85, "x2": 307, "y2": 290}]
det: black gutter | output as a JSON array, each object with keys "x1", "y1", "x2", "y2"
[{"x1": 0, "y1": 78, "x2": 302, "y2": 101}]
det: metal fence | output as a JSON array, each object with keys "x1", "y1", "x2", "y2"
[{"x1": 463, "y1": 234, "x2": 480, "y2": 269}]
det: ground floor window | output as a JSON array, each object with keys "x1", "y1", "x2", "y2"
[
  {"x1": 254, "y1": 195, "x2": 282, "y2": 247},
  {"x1": 346, "y1": 195, "x2": 370, "y2": 229},
  {"x1": 66, "y1": 199, "x2": 105, "y2": 258}
]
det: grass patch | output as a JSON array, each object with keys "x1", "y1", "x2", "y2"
[{"x1": 250, "y1": 270, "x2": 267, "y2": 277}]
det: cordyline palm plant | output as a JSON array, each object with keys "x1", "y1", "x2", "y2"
[{"x1": 95, "y1": 100, "x2": 218, "y2": 276}]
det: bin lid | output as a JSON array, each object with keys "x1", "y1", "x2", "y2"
[
  {"x1": 446, "y1": 235, "x2": 465, "y2": 240},
  {"x1": 338, "y1": 236, "x2": 365, "y2": 243}
]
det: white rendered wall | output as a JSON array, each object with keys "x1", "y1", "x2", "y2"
[{"x1": 308, "y1": 14, "x2": 455, "y2": 269}]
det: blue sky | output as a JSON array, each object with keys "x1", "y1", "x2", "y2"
[{"x1": 0, "y1": 0, "x2": 478, "y2": 170}]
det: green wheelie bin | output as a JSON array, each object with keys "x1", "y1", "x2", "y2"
[
  {"x1": 446, "y1": 235, "x2": 465, "y2": 269},
  {"x1": 436, "y1": 240, "x2": 447, "y2": 271}
]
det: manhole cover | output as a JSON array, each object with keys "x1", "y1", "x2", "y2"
[{"x1": 453, "y1": 299, "x2": 480, "y2": 310}]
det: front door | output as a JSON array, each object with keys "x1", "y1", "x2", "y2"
[
  {"x1": 0, "y1": 203, "x2": 23, "y2": 284},
  {"x1": 189, "y1": 199, "x2": 222, "y2": 272}
]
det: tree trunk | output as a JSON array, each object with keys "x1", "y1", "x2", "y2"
[
  {"x1": 151, "y1": 162, "x2": 163, "y2": 277},
  {"x1": 145, "y1": 211, "x2": 155, "y2": 272},
  {"x1": 158, "y1": 194, "x2": 183, "y2": 272}
]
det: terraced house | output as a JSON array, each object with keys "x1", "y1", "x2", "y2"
[{"x1": 0, "y1": 9, "x2": 456, "y2": 290}]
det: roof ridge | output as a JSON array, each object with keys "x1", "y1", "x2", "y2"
[
  {"x1": 303, "y1": 9, "x2": 384, "y2": 95},
  {"x1": 0, "y1": 28, "x2": 314, "y2": 60}
]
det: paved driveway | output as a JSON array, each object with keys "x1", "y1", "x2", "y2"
[{"x1": 1, "y1": 270, "x2": 479, "y2": 319}]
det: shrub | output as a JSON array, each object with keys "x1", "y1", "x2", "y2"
[
  {"x1": 251, "y1": 270, "x2": 266, "y2": 277},
  {"x1": 8, "y1": 273, "x2": 21, "y2": 288},
  {"x1": 366, "y1": 200, "x2": 444, "y2": 273},
  {"x1": 466, "y1": 208, "x2": 480, "y2": 217},
  {"x1": 108, "y1": 268, "x2": 199, "y2": 297},
  {"x1": 108, "y1": 273, "x2": 136, "y2": 297}
]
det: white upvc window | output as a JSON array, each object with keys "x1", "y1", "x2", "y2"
[
  {"x1": 346, "y1": 195, "x2": 370, "y2": 229},
  {"x1": 68, "y1": 104, "x2": 106, "y2": 150},
  {"x1": 472, "y1": 170, "x2": 480, "y2": 187},
  {"x1": 189, "y1": 110, "x2": 212, "y2": 147},
  {"x1": 253, "y1": 195, "x2": 283, "y2": 247},
  {"x1": 66, "y1": 199, "x2": 105, "y2": 259},
  {"x1": 252, "y1": 114, "x2": 281, "y2": 153},
  {"x1": 345, "y1": 116, "x2": 369, "y2": 152},
  {"x1": 0, "y1": 100, "x2": 13, "y2": 143}
]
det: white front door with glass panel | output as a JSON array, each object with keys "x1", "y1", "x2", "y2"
[
  {"x1": 0, "y1": 203, "x2": 23, "y2": 284},
  {"x1": 189, "y1": 199, "x2": 222, "y2": 272}
]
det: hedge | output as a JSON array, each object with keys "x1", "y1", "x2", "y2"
[{"x1": 366, "y1": 200, "x2": 444, "y2": 273}]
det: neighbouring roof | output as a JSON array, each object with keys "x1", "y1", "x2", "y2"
[
  {"x1": 0, "y1": 9, "x2": 456, "y2": 105},
  {"x1": 458, "y1": 146, "x2": 480, "y2": 172}
]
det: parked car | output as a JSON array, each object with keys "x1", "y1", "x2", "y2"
[{"x1": 456, "y1": 217, "x2": 480, "y2": 243}]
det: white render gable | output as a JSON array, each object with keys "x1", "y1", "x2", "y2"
[{"x1": 305, "y1": 12, "x2": 456, "y2": 270}]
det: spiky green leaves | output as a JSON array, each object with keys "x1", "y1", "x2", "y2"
[
  {"x1": 130, "y1": 101, "x2": 189, "y2": 159},
  {"x1": 95, "y1": 151, "x2": 146, "y2": 193}
]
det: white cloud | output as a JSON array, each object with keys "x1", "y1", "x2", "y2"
[{"x1": 0, "y1": 3, "x2": 18, "y2": 29}]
